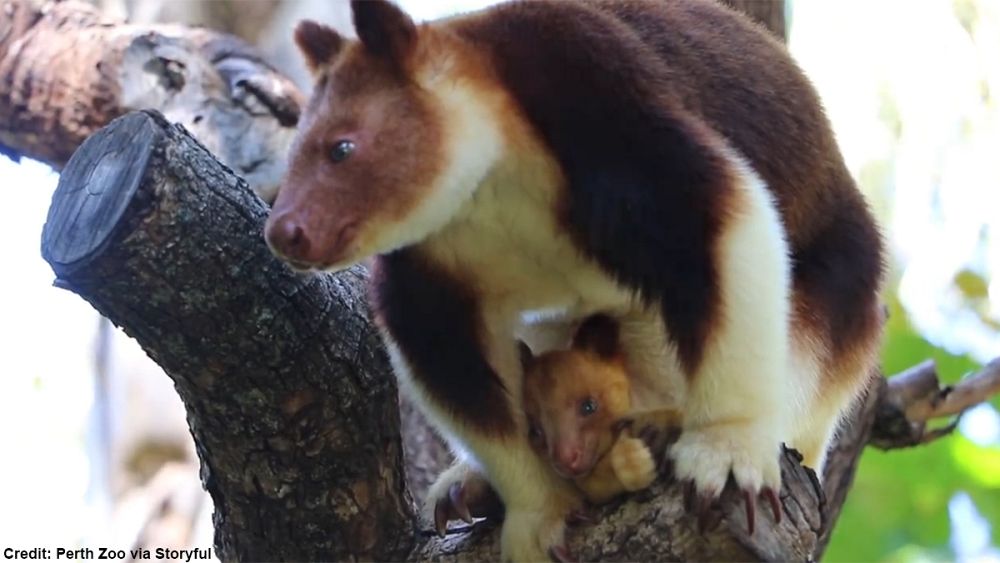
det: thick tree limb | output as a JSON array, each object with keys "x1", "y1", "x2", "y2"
[
  {"x1": 871, "y1": 358, "x2": 1000, "y2": 449},
  {"x1": 42, "y1": 111, "x2": 415, "y2": 561},
  {"x1": 416, "y1": 446, "x2": 825, "y2": 561},
  {"x1": 814, "y1": 377, "x2": 881, "y2": 557},
  {"x1": 399, "y1": 391, "x2": 452, "y2": 502},
  {"x1": 0, "y1": 0, "x2": 453, "y2": 506},
  {"x1": 0, "y1": 0, "x2": 300, "y2": 200}
]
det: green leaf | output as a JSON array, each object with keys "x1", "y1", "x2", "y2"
[{"x1": 953, "y1": 269, "x2": 990, "y2": 301}]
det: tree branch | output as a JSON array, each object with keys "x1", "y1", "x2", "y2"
[
  {"x1": 814, "y1": 376, "x2": 882, "y2": 557},
  {"x1": 870, "y1": 358, "x2": 1000, "y2": 449},
  {"x1": 414, "y1": 446, "x2": 825, "y2": 561},
  {"x1": 42, "y1": 110, "x2": 415, "y2": 561},
  {"x1": 0, "y1": 0, "x2": 300, "y2": 200}
]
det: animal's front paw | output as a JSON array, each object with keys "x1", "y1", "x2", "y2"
[
  {"x1": 610, "y1": 436, "x2": 656, "y2": 492},
  {"x1": 670, "y1": 424, "x2": 782, "y2": 534},
  {"x1": 501, "y1": 507, "x2": 571, "y2": 562},
  {"x1": 425, "y1": 462, "x2": 502, "y2": 536}
]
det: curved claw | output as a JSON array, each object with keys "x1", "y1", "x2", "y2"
[
  {"x1": 433, "y1": 495, "x2": 449, "y2": 537},
  {"x1": 434, "y1": 498, "x2": 451, "y2": 538},
  {"x1": 683, "y1": 479, "x2": 697, "y2": 513},
  {"x1": 658, "y1": 452, "x2": 674, "y2": 477},
  {"x1": 566, "y1": 507, "x2": 596, "y2": 527},
  {"x1": 433, "y1": 481, "x2": 476, "y2": 536},
  {"x1": 742, "y1": 489, "x2": 756, "y2": 535},
  {"x1": 762, "y1": 486, "x2": 782, "y2": 524},
  {"x1": 695, "y1": 491, "x2": 717, "y2": 534},
  {"x1": 549, "y1": 544, "x2": 576, "y2": 563},
  {"x1": 449, "y1": 482, "x2": 474, "y2": 524}
]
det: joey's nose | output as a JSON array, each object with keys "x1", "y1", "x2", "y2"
[
  {"x1": 265, "y1": 214, "x2": 313, "y2": 264},
  {"x1": 554, "y1": 445, "x2": 585, "y2": 476}
]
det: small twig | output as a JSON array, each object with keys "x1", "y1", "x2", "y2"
[
  {"x1": 918, "y1": 418, "x2": 962, "y2": 445},
  {"x1": 908, "y1": 357, "x2": 1000, "y2": 421},
  {"x1": 871, "y1": 357, "x2": 1000, "y2": 450},
  {"x1": 886, "y1": 360, "x2": 939, "y2": 413}
]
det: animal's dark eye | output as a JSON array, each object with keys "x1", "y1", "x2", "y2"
[
  {"x1": 329, "y1": 140, "x2": 355, "y2": 163},
  {"x1": 528, "y1": 421, "x2": 545, "y2": 445},
  {"x1": 580, "y1": 398, "x2": 598, "y2": 417}
]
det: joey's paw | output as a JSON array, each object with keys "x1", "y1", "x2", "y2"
[
  {"x1": 635, "y1": 424, "x2": 680, "y2": 475},
  {"x1": 670, "y1": 425, "x2": 782, "y2": 534},
  {"x1": 610, "y1": 437, "x2": 657, "y2": 492},
  {"x1": 426, "y1": 466, "x2": 502, "y2": 536}
]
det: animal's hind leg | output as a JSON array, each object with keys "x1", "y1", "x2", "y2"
[
  {"x1": 792, "y1": 362, "x2": 877, "y2": 475},
  {"x1": 787, "y1": 298, "x2": 883, "y2": 476},
  {"x1": 790, "y1": 403, "x2": 843, "y2": 474}
]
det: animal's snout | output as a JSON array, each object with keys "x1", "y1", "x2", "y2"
[
  {"x1": 553, "y1": 444, "x2": 586, "y2": 477},
  {"x1": 265, "y1": 210, "x2": 359, "y2": 269},
  {"x1": 265, "y1": 213, "x2": 314, "y2": 265}
]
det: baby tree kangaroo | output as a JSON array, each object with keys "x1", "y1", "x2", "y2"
[
  {"x1": 265, "y1": 0, "x2": 884, "y2": 559},
  {"x1": 522, "y1": 315, "x2": 681, "y2": 505}
]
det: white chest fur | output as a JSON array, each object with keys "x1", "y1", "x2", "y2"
[{"x1": 422, "y1": 149, "x2": 635, "y2": 325}]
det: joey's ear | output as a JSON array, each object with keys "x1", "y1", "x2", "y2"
[
  {"x1": 518, "y1": 341, "x2": 534, "y2": 373},
  {"x1": 294, "y1": 20, "x2": 343, "y2": 73},
  {"x1": 351, "y1": 0, "x2": 416, "y2": 64},
  {"x1": 572, "y1": 314, "x2": 620, "y2": 361}
]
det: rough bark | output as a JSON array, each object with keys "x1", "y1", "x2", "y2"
[
  {"x1": 873, "y1": 358, "x2": 1000, "y2": 448},
  {"x1": 0, "y1": 0, "x2": 300, "y2": 200},
  {"x1": 0, "y1": 0, "x2": 453, "y2": 503},
  {"x1": 399, "y1": 391, "x2": 452, "y2": 502},
  {"x1": 415, "y1": 446, "x2": 826, "y2": 561},
  {"x1": 42, "y1": 110, "x2": 1000, "y2": 561},
  {"x1": 815, "y1": 377, "x2": 882, "y2": 556},
  {"x1": 42, "y1": 111, "x2": 414, "y2": 561}
]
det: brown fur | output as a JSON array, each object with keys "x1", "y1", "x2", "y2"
[
  {"x1": 446, "y1": 0, "x2": 884, "y2": 389},
  {"x1": 269, "y1": 13, "x2": 446, "y2": 268},
  {"x1": 522, "y1": 317, "x2": 681, "y2": 503},
  {"x1": 293, "y1": 21, "x2": 342, "y2": 73},
  {"x1": 267, "y1": 1, "x2": 884, "y2": 557},
  {"x1": 272, "y1": 0, "x2": 883, "y2": 388},
  {"x1": 370, "y1": 249, "x2": 516, "y2": 436},
  {"x1": 609, "y1": 0, "x2": 885, "y2": 382},
  {"x1": 522, "y1": 349, "x2": 631, "y2": 477}
]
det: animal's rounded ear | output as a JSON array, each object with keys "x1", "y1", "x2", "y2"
[
  {"x1": 518, "y1": 341, "x2": 534, "y2": 372},
  {"x1": 294, "y1": 20, "x2": 343, "y2": 73},
  {"x1": 351, "y1": 0, "x2": 416, "y2": 65},
  {"x1": 572, "y1": 315, "x2": 620, "y2": 361}
]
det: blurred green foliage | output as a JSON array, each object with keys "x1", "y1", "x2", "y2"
[
  {"x1": 786, "y1": 0, "x2": 1000, "y2": 557},
  {"x1": 824, "y1": 293, "x2": 999, "y2": 562}
]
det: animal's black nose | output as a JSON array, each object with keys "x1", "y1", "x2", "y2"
[{"x1": 265, "y1": 213, "x2": 312, "y2": 264}]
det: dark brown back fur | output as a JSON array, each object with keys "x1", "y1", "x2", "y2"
[{"x1": 449, "y1": 0, "x2": 884, "y2": 367}]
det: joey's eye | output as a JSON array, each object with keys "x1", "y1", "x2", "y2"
[
  {"x1": 580, "y1": 398, "x2": 598, "y2": 417},
  {"x1": 329, "y1": 140, "x2": 355, "y2": 163},
  {"x1": 528, "y1": 421, "x2": 545, "y2": 445}
]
